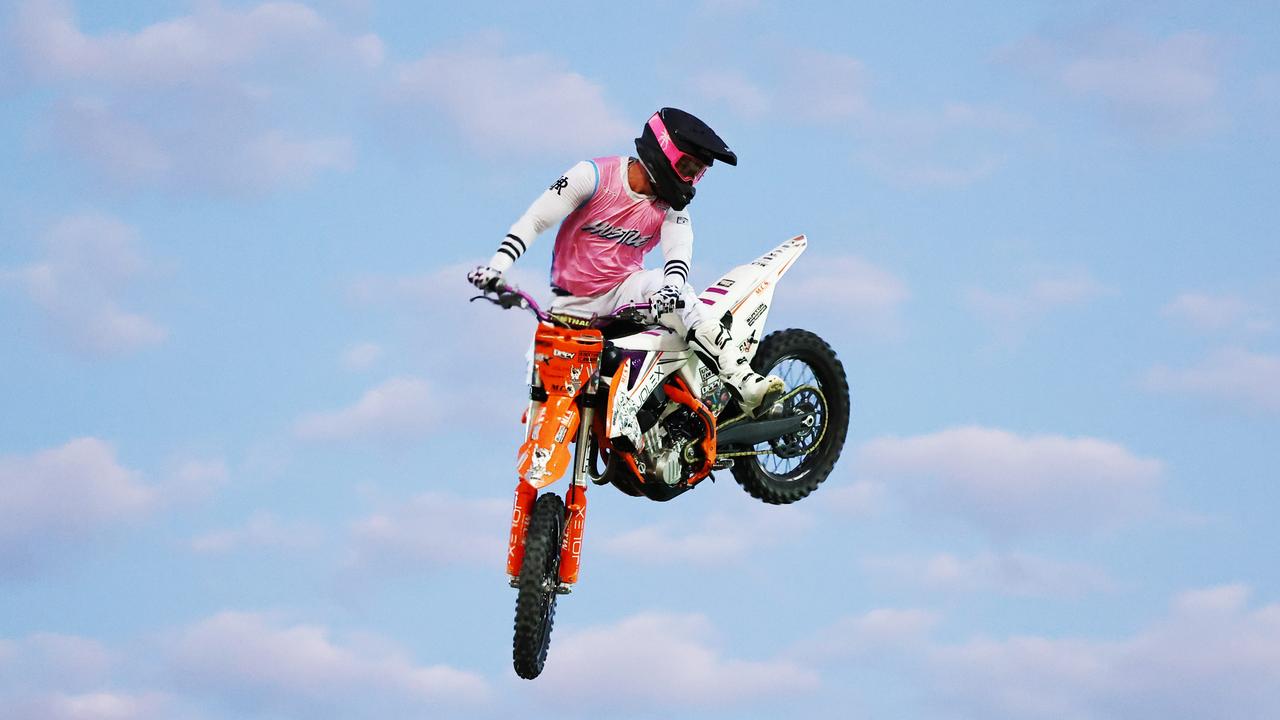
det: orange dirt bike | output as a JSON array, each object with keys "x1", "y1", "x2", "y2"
[{"x1": 471, "y1": 235, "x2": 850, "y2": 680}]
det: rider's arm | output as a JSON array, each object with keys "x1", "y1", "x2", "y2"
[
  {"x1": 487, "y1": 161, "x2": 598, "y2": 272},
  {"x1": 659, "y1": 207, "x2": 693, "y2": 287}
]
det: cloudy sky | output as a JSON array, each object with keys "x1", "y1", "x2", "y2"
[{"x1": 1, "y1": 1, "x2": 1278, "y2": 718}]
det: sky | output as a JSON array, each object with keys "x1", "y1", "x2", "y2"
[{"x1": 1, "y1": 0, "x2": 1279, "y2": 718}]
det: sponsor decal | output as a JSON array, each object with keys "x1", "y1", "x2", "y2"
[
  {"x1": 716, "y1": 279, "x2": 735, "y2": 288},
  {"x1": 751, "y1": 248, "x2": 786, "y2": 267},
  {"x1": 554, "y1": 349, "x2": 575, "y2": 359},
  {"x1": 554, "y1": 413, "x2": 572, "y2": 443},
  {"x1": 675, "y1": 215, "x2": 689, "y2": 224},
  {"x1": 528, "y1": 447, "x2": 551, "y2": 481},
  {"x1": 746, "y1": 303, "x2": 768, "y2": 327},
  {"x1": 549, "y1": 176, "x2": 569, "y2": 194},
  {"x1": 635, "y1": 358, "x2": 666, "y2": 401},
  {"x1": 581, "y1": 220, "x2": 653, "y2": 248}
]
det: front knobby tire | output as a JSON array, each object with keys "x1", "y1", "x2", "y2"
[
  {"x1": 730, "y1": 329, "x2": 850, "y2": 505},
  {"x1": 513, "y1": 492, "x2": 565, "y2": 679}
]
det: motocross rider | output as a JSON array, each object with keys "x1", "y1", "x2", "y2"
[{"x1": 468, "y1": 107, "x2": 784, "y2": 416}]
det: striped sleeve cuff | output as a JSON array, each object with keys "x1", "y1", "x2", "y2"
[
  {"x1": 489, "y1": 234, "x2": 526, "y2": 272},
  {"x1": 663, "y1": 259, "x2": 689, "y2": 285}
]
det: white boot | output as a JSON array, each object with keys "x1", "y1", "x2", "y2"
[{"x1": 690, "y1": 321, "x2": 785, "y2": 417}]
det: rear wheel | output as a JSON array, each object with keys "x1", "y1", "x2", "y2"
[
  {"x1": 730, "y1": 329, "x2": 850, "y2": 504},
  {"x1": 513, "y1": 493, "x2": 564, "y2": 679}
]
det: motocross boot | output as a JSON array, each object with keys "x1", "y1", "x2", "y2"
[{"x1": 689, "y1": 321, "x2": 785, "y2": 417}]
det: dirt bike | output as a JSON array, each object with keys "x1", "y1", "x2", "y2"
[{"x1": 471, "y1": 234, "x2": 850, "y2": 680}]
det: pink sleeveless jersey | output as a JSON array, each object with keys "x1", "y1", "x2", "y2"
[{"x1": 550, "y1": 156, "x2": 668, "y2": 297}]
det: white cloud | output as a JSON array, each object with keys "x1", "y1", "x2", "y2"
[
  {"x1": 964, "y1": 270, "x2": 1106, "y2": 339},
  {"x1": 820, "y1": 478, "x2": 885, "y2": 516},
  {"x1": 230, "y1": 130, "x2": 355, "y2": 190},
  {"x1": 16, "y1": 691, "x2": 169, "y2": 720},
  {"x1": 191, "y1": 512, "x2": 322, "y2": 554},
  {"x1": 1145, "y1": 347, "x2": 1280, "y2": 413},
  {"x1": 797, "y1": 584, "x2": 1280, "y2": 720},
  {"x1": 927, "y1": 584, "x2": 1280, "y2": 720},
  {"x1": 50, "y1": 91, "x2": 353, "y2": 193},
  {"x1": 4, "y1": 214, "x2": 165, "y2": 357},
  {"x1": 780, "y1": 50, "x2": 870, "y2": 123},
  {"x1": 689, "y1": 69, "x2": 771, "y2": 119},
  {"x1": 784, "y1": 256, "x2": 909, "y2": 336},
  {"x1": 50, "y1": 98, "x2": 172, "y2": 184},
  {"x1": 1162, "y1": 292, "x2": 1271, "y2": 334},
  {"x1": 169, "y1": 611, "x2": 487, "y2": 712},
  {"x1": 293, "y1": 376, "x2": 438, "y2": 443},
  {"x1": 0, "y1": 438, "x2": 155, "y2": 571},
  {"x1": 863, "y1": 551, "x2": 1115, "y2": 597},
  {"x1": 688, "y1": 48, "x2": 867, "y2": 128},
  {"x1": 345, "y1": 492, "x2": 508, "y2": 572},
  {"x1": 161, "y1": 458, "x2": 229, "y2": 505},
  {"x1": 12, "y1": 1, "x2": 370, "y2": 192},
  {"x1": 603, "y1": 505, "x2": 813, "y2": 566},
  {"x1": 939, "y1": 102, "x2": 1033, "y2": 133},
  {"x1": 864, "y1": 154, "x2": 1005, "y2": 189},
  {"x1": 0, "y1": 633, "x2": 113, "y2": 689},
  {"x1": 0, "y1": 631, "x2": 163, "y2": 720},
  {"x1": 857, "y1": 426, "x2": 1163, "y2": 537},
  {"x1": 341, "y1": 342, "x2": 384, "y2": 370},
  {"x1": 394, "y1": 40, "x2": 631, "y2": 157},
  {"x1": 1003, "y1": 28, "x2": 1224, "y2": 139},
  {"x1": 790, "y1": 607, "x2": 940, "y2": 662},
  {"x1": 347, "y1": 263, "x2": 547, "y2": 421},
  {"x1": 12, "y1": 0, "x2": 381, "y2": 86},
  {"x1": 348, "y1": 263, "x2": 545, "y2": 357},
  {"x1": 537, "y1": 613, "x2": 818, "y2": 708}
]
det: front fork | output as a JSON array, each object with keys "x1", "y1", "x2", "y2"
[{"x1": 506, "y1": 376, "x2": 598, "y2": 590}]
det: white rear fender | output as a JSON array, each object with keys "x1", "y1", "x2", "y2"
[{"x1": 697, "y1": 235, "x2": 807, "y2": 360}]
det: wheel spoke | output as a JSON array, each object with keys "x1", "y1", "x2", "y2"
[{"x1": 749, "y1": 354, "x2": 829, "y2": 481}]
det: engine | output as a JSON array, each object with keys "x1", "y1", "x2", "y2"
[{"x1": 637, "y1": 405, "x2": 706, "y2": 486}]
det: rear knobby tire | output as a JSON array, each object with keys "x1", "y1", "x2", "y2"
[
  {"x1": 730, "y1": 329, "x2": 850, "y2": 504},
  {"x1": 512, "y1": 492, "x2": 564, "y2": 679}
]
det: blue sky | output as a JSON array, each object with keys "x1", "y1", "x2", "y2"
[{"x1": 2, "y1": 1, "x2": 1279, "y2": 718}]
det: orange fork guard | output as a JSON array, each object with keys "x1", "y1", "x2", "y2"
[{"x1": 506, "y1": 322, "x2": 602, "y2": 580}]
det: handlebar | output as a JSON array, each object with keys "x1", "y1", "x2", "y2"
[{"x1": 469, "y1": 283, "x2": 683, "y2": 328}]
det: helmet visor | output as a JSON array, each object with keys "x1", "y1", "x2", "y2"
[{"x1": 648, "y1": 113, "x2": 710, "y2": 184}]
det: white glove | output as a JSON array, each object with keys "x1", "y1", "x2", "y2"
[
  {"x1": 467, "y1": 265, "x2": 503, "y2": 292},
  {"x1": 648, "y1": 284, "x2": 682, "y2": 317}
]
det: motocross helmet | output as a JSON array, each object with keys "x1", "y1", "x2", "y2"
[{"x1": 634, "y1": 107, "x2": 737, "y2": 211}]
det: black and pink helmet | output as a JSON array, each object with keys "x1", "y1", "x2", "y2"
[{"x1": 634, "y1": 108, "x2": 737, "y2": 211}]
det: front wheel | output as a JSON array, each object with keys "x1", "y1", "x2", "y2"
[
  {"x1": 513, "y1": 492, "x2": 564, "y2": 679},
  {"x1": 730, "y1": 329, "x2": 850, "y2": 504}
]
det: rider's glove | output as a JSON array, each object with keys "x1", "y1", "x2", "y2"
[
  {"x1": 648, "y1": 284, "x2": 682, "y2": 317},
  {"x1": 467, "y1": 265, "x2": 503, "y2": 292}
]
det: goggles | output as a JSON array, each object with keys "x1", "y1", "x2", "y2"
[{"x1": 647, "y1": 112, "x2": 709, "y2": 184}]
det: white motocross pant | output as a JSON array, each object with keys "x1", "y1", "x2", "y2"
[{"x1": 549, "y1": 270, "x2": 780, "y2": 413}]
